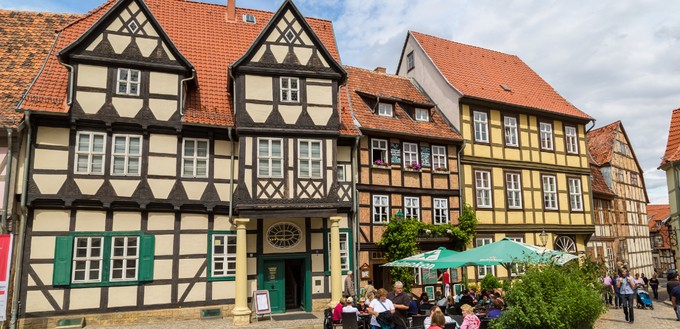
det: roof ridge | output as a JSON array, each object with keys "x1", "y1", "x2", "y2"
[
  {"x1": 410, "y1": 30, "x2": 520, "y2": 58},
  {"x1": 180, "y1": 0, "x2": 334, "y2": 23},
  {"x1": 344, "y1": 65, "x2": 412, "y2": 81}
]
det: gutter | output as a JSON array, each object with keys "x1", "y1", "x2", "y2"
[
  {"x1": 352, "y1": 135, "x2": 359, "y2": 294},
  {"x1": 179, "y1": 69, "x2": 196, "y2": 116},
  {"x1": 9, "y1": 111, "x2": 31, "y2": 329},
  {"x1": 57, "y1": 56, "x2": 75, "y2": 105},
  {"x1": 1, "y1": 129, "x2": 13, "y2": 233}
]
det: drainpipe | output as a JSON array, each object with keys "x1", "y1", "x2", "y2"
[
  {"x1": 457, "y1": 140, "x2": 467, "y2": 214},
  {"x1": 352, "y1": 136, "x2": 359, "y2": 295},
  {"x1": 2, "y1": 129, "x2": 13, "y2": 233},
  {"x1": 228, "y1": 127, "x2": 235, "y2": 225},
  {"x1": 57, "y1": 57, "x2": 75, "y2": 105},
  {"x1": 178, "y1": 69, "x2": 196, "y2": 116},
  {"x1": 9, "y1": 111, "x2": 31, "y2": 329}
]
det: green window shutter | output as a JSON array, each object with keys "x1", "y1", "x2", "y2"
[
  {"x1": 138, "y1": 235, "x2": 155, "y2": 282},
  {"x1": 53, "y1": 236, "x2": 73, "y2": 286}
]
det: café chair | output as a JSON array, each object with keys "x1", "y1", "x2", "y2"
[
  {"x1": 341, "y1": 312, "x2": 365, "y2": 329},
  {"x1": 410, "y1": 314, "x2": 426, "y2": 329}
]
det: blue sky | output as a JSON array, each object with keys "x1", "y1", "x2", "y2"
[{"x1": 2, "y1": 0, "x2": 680, "y2": 204}]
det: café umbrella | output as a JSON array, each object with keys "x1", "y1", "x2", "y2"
[{"x1": 380, "y1": 247, "x2": 461, "y2": 270}]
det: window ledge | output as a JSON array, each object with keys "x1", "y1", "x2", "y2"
[
  {"x1": 403, "y1": 168, "x2": 422, "y2": 173},
  {"x1": 433, "y1": 170, "x2": 450, "y2": 175},
  {"x1": 371, "y1": 164, "x2": 391, "y2": 170}
]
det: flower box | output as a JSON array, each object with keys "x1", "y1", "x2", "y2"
[
  {"x1": 433, "y1": 169, "x2": 450, "y2": 174},
  {"x1": 372, "y1": 164, "x2": 391, "y2": 169},
  {"x1": 403, "y1": 168, "x2": 422, "y2": 173}
]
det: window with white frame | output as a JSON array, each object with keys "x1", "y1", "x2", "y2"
[
  {"x1": 415, "y1": 108, "x2": 429, "y2": 122},
  {"x1": 568, "y1": 177, "x2": 583, "y2": 211},
  {"x1": 404, "y1": 197, "x2": 420, "y2": 220},
  {"x1": 565, "y1": 126, "x2": 578, "y2": 154},
  {"x1": 475, "y1": 170, "x2": 492, "y2": 208},
  {"x1": 328, "y1": 231, "x2": 350, "y2": 271},
  {"x1": 372, "y1": 195, "x2": 389, "y2": 223},
  {"x1": 630, "y1": 173, "x2": 639, "y2": 186},
  {"x1": 371, "y1": 139, "x2": 388, "y2": 166},
  {"x1": 542, "y1": 175, "x2": 558, "y2": 210},
  {"x1": 503, "y1": 116, "x2": 518, "y2": 147},
  {"x1": 211, "y1": 233, "x2": 236, "y2": 278},
  {"x1": 111, "y1": 134, "x2": 142, "y2": 176},
  {"x1": 507, "y1": 237, "x2": 526, "y2": 275},
  {"x1": 75, "y1": 132, "x2": 106, "y2": 174},
  {"x1": 539, "y1": 122, "x2": 554, "y2": 150},
  {"x1": 337, "y1": 165, "x2": 345, "y2": 182},
  {"x1": 433, "y1": 198, "x2": 448, "y2": 224},
  {"x1": 110, "y1": 236, "x2": 139, "y2": 281},
  {"x1": 298, "y1": 140, "x2": 322, "y2": 179},
  {"x1": 280, "y1": 77, "x2": 299, "y2": 102},
  {"x1": 407, "y1": 51, "x2": 415, "y2": 71},
  {"x1": 505, "y1": 172, "x2": 522, "y2": 209},
  {"x1": 378, "y1": 103, "x2": 393, "y2": 117},
  {"x1": 117, "y1": 68, "x2": 140, "y2": 96},
  {"x1": 476, "y1": 237, "x2": 494, "y2": 277},
  {"x1": 473, "y1": 111, "x2": 489, "y2": 143},
  {"x1": 182, "y1": 138, "x2": 209, "y2": 178},
  {"x1": 432, "y1": 145, "x2": 447, "y2": 170},
  {"x1": 258, "y1": 138, "x2": 283, "y2": 178},
  {"x1": 403, "y1": 142, "x2": 419, "y2": 167},
  {"x1": 72, "y1": 237, "x2": 103, "y2": 283}
]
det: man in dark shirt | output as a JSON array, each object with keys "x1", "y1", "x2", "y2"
[
  {"x1": 671, "y1": 284, "x2": 680, "y2": 321},
  {"x1": 668, "y1": 273, "x2": 680, "y2": 302},
  {"x1": 387, "y1": 281, "x2": 411, "y2": 329}
]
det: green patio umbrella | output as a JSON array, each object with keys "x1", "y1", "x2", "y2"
[{"x1": 381, "y1": 247, "x2": 461, "y2": 270}]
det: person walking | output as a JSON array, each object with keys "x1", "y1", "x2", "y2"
[
  {"x1": 612, "y1": 274, "x2": 621, "y2": 309},
  {"x1": 671, "y1": 283, "x2": 680, "y2": 321},
  {"x1": 668, "y1": 272, "x2": 680, "y2": 303},
  {"x1": 602, "y1": 274, "x2": 613, "y2": 306},
  {"x1": 649, "y1": 273, "x2": 660, "y2": 300},
  {"x1": 617, "y1": 268, "x2": 636, "y2": 324},
  {"x1": 387, "y1": 281, "x2": 410, "y2": 329},
  {"x1": 344, "y1": 271, "x2": 356, "y2": 299},
  {"x1": 634, "y1": 273, "x2": 645, "y2": 308}
]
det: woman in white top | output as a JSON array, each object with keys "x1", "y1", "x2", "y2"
[{"x1": 368, "y1": 288, "x2": 395, "y2": 329}]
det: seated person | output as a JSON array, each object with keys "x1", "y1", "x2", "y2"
[
  {"x1": 408, "y1": 294, "x2": 420, "y2": 316},
  {"x1": 357, "y1": 297, "x2": 367, "y2": 312},
  {"x1": 342, "y1": 297, "x2": 361, "y2": 320},
  {"x1": 423, "y1": 305, "x2": 456, "y2": 329},
  {"x1": 333, "y1": 297, "x2": 346, "y2": 324},
  {"x1": 435, "y1": 291, "x2": 448, "y2": 312},
  {"x1": 476, "y1": 295, "x2": 490, "y2": 308},
  {"x1": 486, "y1": 299, "x2": 504, "y2": 319},
  {"x1": 459, "y1": 290, "x2": 475, "y2": 307},
  {"x1": 419, "y1": 292, "x2": 434, "y2": 314}
]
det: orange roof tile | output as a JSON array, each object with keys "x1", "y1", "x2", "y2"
[
  {"x1": 590, "y1": 165, "x2": 615, "y2": 197},
  {"x1": 660, "y1": 108, "x2": 680, "y2": 167},
  {"x1": 0, "y1": 10, "x2": 80, "y2": 128},
  {"x1": 647, "y1": 204, "x2": 670, "y2": 227},
  {"x1": 410, "y1": 31, "x2": 591, "y2": 121},
  {"x1": 342, "y1": 66, "x2": 461, "y2": 141},
  {"x1": 20, "y1": 0, "x2": 341, "y2": 128},
  {"x1": 587, "y1": 121, "x2": 620, "y2": 166}
]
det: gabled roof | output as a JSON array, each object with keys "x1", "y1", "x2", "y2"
[
  {"x1": 587, "y1": 121, "x2": 619, "y2": 166},
  {"x1": 341, "y1": 66, "x2": 461, "y2": 141},
  {"x1": 408, "y1": 31, "x2": 591, "y2": 121},
  {"x1": 660, "y1": 108, "x2": 680, "y2": 168},
  {"x1": 20, "y1": 0, "x2": 341, "y2": 127},
  {"x1": 590, "y1": 165, "x2": 616, "y2": 198},
  {"x1": 0, "y1": 10, "x2": 80, "y2": 128},
  {"x1": 647, "y1": 204, "x2": 670, "y2": 227}
]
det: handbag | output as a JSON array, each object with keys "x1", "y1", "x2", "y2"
[{"x1": 376, "y1": 300, "x2": 394, "y2": 328}]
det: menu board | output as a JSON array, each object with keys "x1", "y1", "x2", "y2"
[
  {"x1": 422, "y1": 269, "x2": 438, "y2": 285},
  {"x1": 419, "y1": 146, "x2": 431, "y2": 167},
  {"x1": 390, "y1": 143, "x2": 401, "y2": 164}
]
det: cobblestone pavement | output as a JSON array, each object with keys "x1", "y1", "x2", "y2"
[
  {"x1": 87, "y1": 312, "x2": 325, "y2": 329},
  {"x1": 594, "y1": 301, "x2": 679, "y2": 329}
]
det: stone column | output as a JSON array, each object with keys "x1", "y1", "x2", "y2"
[
  {"x1": 232, "y1": 218, "x2": 252, "y2": 325},
  {"x1": 328, "y1": 216, "x2": 342, "y2": 307}
]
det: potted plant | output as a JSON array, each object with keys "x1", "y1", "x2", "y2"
[
  {"x1": 433, "y1": 166, "x2": 448, "y2": 173},
  {"x1": 406, "y1": 162, "x2": 422, "y2": 171},
  {"x1": 373, "y1": 159, "x2": 390, "y2": 168}
]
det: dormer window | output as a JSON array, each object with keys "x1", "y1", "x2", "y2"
[
  {"x1": 378, "y1": 103, "x2": 393, "y2": 117},
  {"x1": 117, "y1": 68, "x2": 140, "y2": 96},
  {"x1": 280, "y1": 77, "x2": 299, "y2": 103},
  {"x1": 243, "y1": 14, "x2": 256, "y2": 24},
  {"x1": 415, "y1": 108, "x2": 429, "y2": 122}
]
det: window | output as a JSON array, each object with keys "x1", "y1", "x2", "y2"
[
  {"x1": 476, "y1": 238, "x2": 494, "y2": 277},
  {"x1": 258, "y1": 138, "x2": 283, "y2": 178},
  {"x1": 432, "y1": 146, "x2": 447, "y2": 171},
  {"x1": 505, "y1": 172, "x2": 522, "y2": 209},
  {"x1": 53, "y1": 234, "x2": 154, "y2": 286},
  {"x1": 111, "y1": 134, "x2": 141, "y2": 176},
  {"x1": 415, "y1": 108, "x2": 429, "y2": 122},
  {"x1": 403, "y1": 142, "x2": 419, "y2": 168},
  {"x1": 630, "y1": 173, "x2": 639, "y2": 186},
  {"x1": 182, "y1": 138, "x2": 209, "y2": 178},
  {"x1": 210, "y1": 233, "x2": 236, "y2": 279},
  {"x1": 117, "y1": 68, "x2": 140, "y2": 96},
  {"x1": 473, "y1": 111, "x2": 489, "y2": 143},
  {"x1": 298, "y1": 140, "x2": 322, "y2": 179},
  {"x1": 372, "y1": 195, "x2": 389, "y2": 223},
  {"x1": 539, "y1": 122, "x2": 554, "y2": 150},
  {"x1": 542, "y1": 175, "x2": 558, "y2": 210},
  {"x1": 433, "y1": 198, "x2": 448, "y2": 225},
  {"x1": 503, "y1": 116, "x2": 518, "y2": 147},
  {"x1": 328, "y1": 231, "x2": 350, "y2": 272},
  {"x1": 337, "y1": 165, "x2": 345, "y2": 182},
  {"x1": 407, "y1": 51, "x2": 415, "y2": 71},
  {"x1": 475, "y1": 170, "x2": 492, "y2": 208},
  {"x1": 242, "y1": 14, "x2": 256, "y2": 23},
  {"x1": 507, "y1": 237, "x2": 526, "y2": 276},
  {"x1": 378, "y1": 103, "x2": 393, "y2": 117},
  {"x1": 280, "y1": 77, "x2": 299, "y2": 102},
  {"x1": 404, "y1": 197, "x2": 420, "y2": 220},
  {"x1": 565, "y1": 126, "x2": 578, "y2": 154},
  {"x1": 615, "y1": 169, "x2": 625, "y2": 182},
  {"x1": 568, "y1": 178, "x2": 583, "y2": 211},
  {"x1": 371, "y1": 139, "x2": 388, "y2": 165},
  {"x1": 75, "y1": 132, "x2": 106, "y2": 175}
]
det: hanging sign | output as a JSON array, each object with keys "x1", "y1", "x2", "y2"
[
  {"x1": 390, "y1": 143, "x2": 401, "y2": 164},
  {"x1": 419, "y1": 146, "x2": 431, "y2": 167}
]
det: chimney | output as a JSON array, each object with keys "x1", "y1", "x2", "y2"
[
  {"x1": 226, "y1": 0, "x2": 236, "y2": 23},
  {"x1": 374, "y1": 67, "x2": 386, "y2": 74}
]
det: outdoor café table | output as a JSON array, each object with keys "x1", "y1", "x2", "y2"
[{"x1": 359, "y1": 312, "x2": 371, "y2": 328}]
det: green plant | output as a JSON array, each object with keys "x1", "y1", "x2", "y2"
[
  {"x1": 480, "y1": 274, "x2": 501, "y2": 292},
  {"x1": 489, "y1": 262, "x2": 606, "y2": 329}
]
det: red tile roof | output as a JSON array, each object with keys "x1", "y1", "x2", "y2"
[
  {"x1": 342, "y1": 66, "x2": 461, "y2": 141},
  {"x1": 647, "y1": 204, "x2": 670, "y2": 227},
  {"x1": 587, "y1": 121, "x2": 620, "y2": 166},
  {"x1": 590, "y1": 165, "x2": 615, "y2": 197},
  {"x1": 0, "y1": 10, "x2": 80, "y2": 128},
  {"x1": 660, "y1": 108, "x2": 680, "y2": 167},
  {"x1": 20, "y1": 0, "x2": 341, "y2": 128},
  {"x1": 410, "y1": 31, "x2": 591, "y2": 121}
]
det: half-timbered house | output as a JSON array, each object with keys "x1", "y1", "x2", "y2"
[
  {"x1": 647, "y1": 204, "x2": 677, "y2": 275},
  {"x1": 14, "y1": 0, "x2": 354, "y2": 326},
  {"x1": 659, "y1": 108, "x2": 680, "y2": 272}
]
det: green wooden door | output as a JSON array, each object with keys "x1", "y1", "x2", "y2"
[{"x1": 263, "y1": 259, "x2": 285, "y2": 313}]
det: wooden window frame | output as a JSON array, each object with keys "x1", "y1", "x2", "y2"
[
  {"x1": 182, "y1": 138, "x2": 210, "y2": 178},
  {"x1": 415, "y1": 108, "x2": 429, "y2": 122},
  {"x1": 371, "y1": 138, "x2": 389, "y2": 165},
  {"x1": 568, "y1": 176, "x2": 584, "y2": 212},
  {"x1": 502, "y1": 115, "x2": 519, "y2": 147},
  {"x1": 539, "y1": 121, "x2": 554, "y2": 151},
  {"x1": 541, "y1": 174, "x2": 559, "y2": 211},
  {"x1": 378, "y1": 103, "x2": 393, "y2": 117},
  {"x1": 564, "y1": 125, "x2": 579, "y2": 154},
  {"x1": 75, "y1": 131, "x2": 106, "y2": 175},
  {"x1": 403, "y1": 142, "x2": 419, "y2": 168},
  {"x1": 298, "y1": 139, "x2": 323, "y2": 179},
  {"x1": 280, "y1": 77, "x2": 300, "y2": 103},
  {"x1": 474, "y1": 169, "x2": 493, "y2": 209},
  {"x1": 116, "y1": 68, "x2": 140, "y2": 96},
  {"x1": 472, "y1": 110, "x2": 489, "y2": 143},
  {"x1": 431, "y1": 145, "x2": 447, "y2": 171},
  {"x1": 111, "y1": 134, "x2": 142, "y2": 176},
  {"x1": 257, "y1": 137, "x2": 284, "y2": 178},
  {"x1": 407, "y1": 51, "x2": 415, "y2": 71},
  {"x1": 403, "y1": 196, "x2": 420, "y2": 220},
  {"x1": 433, "y1": 198, "x2": 449, "y2": 225},
  {"x1": 208, "y1": 231, "x2": 237, "y2": 281},
  {"x1": 372, "y1": 194, "x2": 390, "y2": 223},
  {"x1": 505, "y1": 171, "x2": 523, "y2": 210}
]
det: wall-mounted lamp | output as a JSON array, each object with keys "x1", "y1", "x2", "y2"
[{"x1": 539, "y1": 229, "x2": 549, "y2": 248}]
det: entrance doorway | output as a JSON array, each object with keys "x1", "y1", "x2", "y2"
[
  {"x1": 260, "y1": 255, "x2": 310, "y2": 313},
  {"x1": 372, "y1": 263, "x2": 391, "y2": 291},
  {"x1": 285, "y1": 259, "x2": 304, "y2": 311}
]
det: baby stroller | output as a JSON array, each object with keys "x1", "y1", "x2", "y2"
[{"x1": 636, "y1": 287, "x2": 653, "y2": 310}]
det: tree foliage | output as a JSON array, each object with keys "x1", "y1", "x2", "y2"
[{"x1": 480, "y1": 273, "x2": 501, "y2": 292}]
